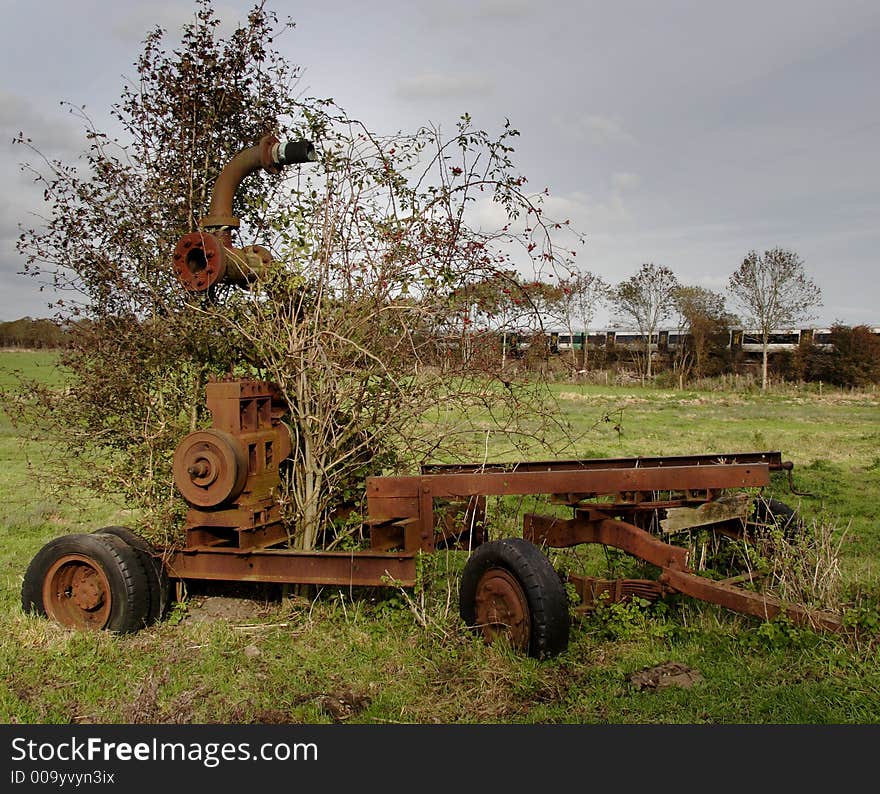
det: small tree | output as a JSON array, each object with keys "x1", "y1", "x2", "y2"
[
  {"x1": 213, "y1": 112, "x2": 581, "y2": 547},
  {"x1": 613, "y1": 263, "x2": 679, "y2": 379},
  {"x1": 9, "y1": 1, "x2": 585, "y2": 550},
  {"x1": 672, "y1": 285, "x2": 733, "y2": 380},
  {"x1": 553, "y1": 271, "x2": 608, "y2": 372},
  {"x1": 728, "y1": 248, "x2": 822, "y2": 389},
  {"x1": 11, "y1": 1, "x2": 299, "y2": 533}
]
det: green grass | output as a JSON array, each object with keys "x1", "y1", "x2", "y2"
[
  {"x1": 0, "y1": 348, "x2": 68, "y2": 389},
  {"x1": 2, "y1": 351, "x2": 880, "y2": 724}
]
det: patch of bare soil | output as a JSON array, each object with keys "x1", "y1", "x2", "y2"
[
  {"x1": 180, "y1": 595, "x2": 271, "y2": 625},
  {"x1": 629, "y1": 661, "x2": 703, "y2": 691},
  {"x1": 174, "y1": 580, "x2": 287, "y2": 626},
  {"x1": 314, "y1": 689, "x2": 372, "y2": 722}
]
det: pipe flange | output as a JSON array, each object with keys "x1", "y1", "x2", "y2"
[
  {"x1": 172, "y1": 232, "x2": 227, "y2": 292},
  {"x1": 260, "y1": 134, "x2": 282, "y2": 175},
  {"x1": 199, "y1": 215, "x2": 240, "y2": 229}
]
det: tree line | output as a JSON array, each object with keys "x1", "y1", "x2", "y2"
[
  {"x1": 0, "y1": 317, "x2": 68, "y2": 349},
  {"x1": 438, "y1": 252, "x2": 877, "y2": 388}
]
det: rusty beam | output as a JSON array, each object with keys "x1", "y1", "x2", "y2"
[
  {"x1": 568, "y1": 574, "x2": 666, "y2": 610},
  {"x1": 523, "y1": 510, "x2": 844, "y2": 633},
  {"x1": 367, "y1": 463, "x2": 770, "y2": 501},
  {"x1": 523, "y1": 512, "x2": 688, "y2": 570},
  {"x1": 165, "y1": 548, "x2": 418, "y2": 587},
  {"x1": 660, "y1": 568, "x2": 844, "y2": 633},
  {"x1": 421, "y1": 451, "x2": 787, "y2": 474}
]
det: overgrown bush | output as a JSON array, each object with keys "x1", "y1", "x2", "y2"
[
  {"x1": 802, "y1": 324, "x2": 880, "y2": 387},
  {"x1": 7, "y1": 1, "x2": 584, "y2": 548}
]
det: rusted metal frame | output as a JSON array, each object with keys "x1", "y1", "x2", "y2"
[
  {"x1": 365, "y1": 519, "x2": 410, "y2": 552},
  {"x1": 165, "y1": 547, "x2": 418, "y2": 587},
  {"x1": 367, "y1": 463, "x2": 771, "y2": 501},
  {"x1": 184, "y1": 500, "x2": 283, "y2": 531},
  {"x1": 185, "y1": 520, "x2": 290, "y2": 551},
  {"x1": 421, "y1": 451, "x2": 787, "y2": 475},
  {"x1": 523, "y1": 509, "x2": 845, "y2": 633},
  {"x1": 523, "y1": 511, "x2": 688, "y2": 570},
  {"x1": 568, "y1": 575, "x2": 667, "y2": 611},
  {"x1": 550, "y1": 491, "x2": 720, "y2": 512},
  {"x1": 367, "y1": 464, "x2": 769, "y2": 554},
  {"x1": 659, "y1": 568, "x2": 844, "y2": 633},
  {"x1": 417, "y1": 481, "x2": 435, "y2": 553}
]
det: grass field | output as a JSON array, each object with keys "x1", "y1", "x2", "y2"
[{"x1": 2, "y1": 350, "x2": 880, "y2": 724}]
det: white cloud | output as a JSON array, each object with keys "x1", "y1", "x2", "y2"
[
  {"x1": 569, "y1": 114, "x2": 637, "y2": 147},
  {"x1": 465, "y1": 187, "x2": 633, "y2": 242},
  {"x1": 611, "y1": 172, "x2": 640, "y2": 193},
  {"x1": 395, "y1": 74, "x2": 494, "y2": 101},
  {"x1": 0, "y1": 93, "x2": 83, "y2": 158}
]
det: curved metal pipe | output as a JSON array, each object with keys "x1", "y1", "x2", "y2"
[
  {"x1": 172, "y1": 132, "x2": 316, "y2": 292},
  {"x1": 202, "y1": 142, "x2": 266, "y2": 231},
  {"x1": 202, "y1": 135, "x2": 316, "y2": 231}
]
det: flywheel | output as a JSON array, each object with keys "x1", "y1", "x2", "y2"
[{"x1": 172, "y1": 428, "x2": 248, "y2": 507}]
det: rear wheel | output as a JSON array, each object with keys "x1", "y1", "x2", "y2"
[
  {"x1": 746, "y1": 497, "x2": 802, "y2": 541},
  {"x1": 459, "y1": 538, "x2": 570, "y2": 659},
  {"x1": 21, "y1": 533, "x2": 151, "y2": 633},
  {"x1": 93, "y1": 526, "x2": 172, "y2": 624}
]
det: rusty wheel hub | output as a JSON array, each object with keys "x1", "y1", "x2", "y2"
[
  {"x1": 474, "y1": 567, "x2": 530, "y2": 651},
  {"x1": 42, "y1": 555, "x2": 111, "y2": 629}
]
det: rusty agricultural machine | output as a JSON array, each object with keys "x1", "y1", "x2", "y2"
[{"x1": 21, "y1": 132, "x2": 845, "y2": 658}]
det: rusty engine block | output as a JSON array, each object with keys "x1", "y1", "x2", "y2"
[{"x1": 172, "y1": 379, "x2": 293, "y2": 551}]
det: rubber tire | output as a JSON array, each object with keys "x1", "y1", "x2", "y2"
[
  {"x1": 747, "y1": 498, "x2": 801, "y2": 541},
  {"x1": 21, "y1": 533, "x2": 151, "y2": 633},
  {"x1": 93, "y1": 526, "x2": 172, "y2": 625},
  {"x1": 460, "y1": 537, "x2": 570, "y2": 659}
]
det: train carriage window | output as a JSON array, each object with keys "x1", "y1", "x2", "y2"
[{"x1": 769, "y1": 332, "x2": 800, "y2": 344}]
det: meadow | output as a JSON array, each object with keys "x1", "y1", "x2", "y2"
[{"x1": 2, "y1": 349, "x2": 879, "y2": 724}]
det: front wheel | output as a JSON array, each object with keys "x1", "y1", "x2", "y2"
[
  {"x1": 459, "y1": 537, "x2": 570, "y2": 659},
  {"x1": 21, "y1": 533, "x2": 151, "y2": 633}
]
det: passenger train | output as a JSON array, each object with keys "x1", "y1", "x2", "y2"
[{"x1": 548, "y1": 326, "x2": 880, "y2": 357}]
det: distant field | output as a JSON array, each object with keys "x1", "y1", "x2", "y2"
[
  {"x1": 2, "y1": 350, "x2": 879, "y2": 725},
  {"x1": 0, "y1": 348, "x2": 66, "y2": 388}
]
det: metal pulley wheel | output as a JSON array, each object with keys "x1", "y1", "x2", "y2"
[{"x1": 173, "y1": 428, "x2": 248, "y2": 507}]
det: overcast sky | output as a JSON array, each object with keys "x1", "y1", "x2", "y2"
[{"x1": 0, "y1": 0, "x2": 877, "y2": 327}]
